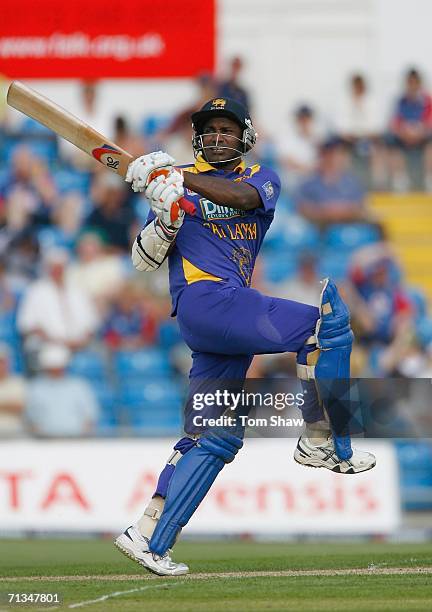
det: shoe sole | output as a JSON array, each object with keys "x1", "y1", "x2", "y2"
[
  {"x1": 294, "y1": 453, "x2": 376, "y2": 474},
  {"x1": 114, "y1": 536, "x2": 188, "y2": 576}
]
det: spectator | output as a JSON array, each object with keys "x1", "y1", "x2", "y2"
[
  {"x1": 50, "y1": 192, "x2": 85, "y2": 249},
  {"x1": 334, "y1": 74, "x2": 387, "y2": 189},
  {"x1": 103, "y1": 281, "x2": 157, "y2": 350},
  {"x1": 113, "y1": 115, "x2": 148, "y2": 159},
  {"x1": 3, "y1": 229, "x2": 40, "y2": 293},
  {"x1": 335, "y1": 74, "x2": 383, "y2": 142},
  {"x1": 85, "y1": 172, "x2": 136, "y2": 253},
  {"x1": 17, "y1": 248, "x2": 99, "y2": 370},
  {"x1": 295, "y1": 137, "x2": 367, "y2": 227},
  {"x1": 344, "y1": 243, "x2": 413, "y2": 347},
  {"x1": 154, "y1": 73, "x2": 217, "y2": 164},
  {"x1": 68, "y1": 232, "x2": 126, "y2": 310},
  {"x1": 0, "y1": 344, "x2": 26, "y2": 437},
  {"x1": 275, "y1": 104, "x2": 323, "y2": 189},
  {"x1": 387, "y1": 68, "x2": 432, "y2": 191},
  {"x1": 218, "y1": 56, "x2": 251, "y2": 109},
  {"x1": 25, "y1": 344, "x2": 100, "y2": 437},
  {"x1": 58, "y1": 81, "x2": 113, "y2": 169},
  {"x1": 0, "y1": 146, "x2": 58, "y2": 233},
  {"x1": 271, "y1": 252, "x2": 322, "y2": 306}
]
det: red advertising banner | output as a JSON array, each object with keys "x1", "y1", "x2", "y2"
[{"x1": 0, "y1": 0, "x2": 215, "y2": 79}]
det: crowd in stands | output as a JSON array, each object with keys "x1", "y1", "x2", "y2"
[{"x1": 0, "y1": 60, "x2": 431, "y2": 439}]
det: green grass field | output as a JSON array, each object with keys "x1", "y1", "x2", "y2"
[{"x1": 0, "y1": 539, "x2": 431, "y2": 611}]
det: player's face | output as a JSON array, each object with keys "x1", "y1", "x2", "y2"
[{"x1": 201, "y1": 117, "x2": 243, "y2": 164}]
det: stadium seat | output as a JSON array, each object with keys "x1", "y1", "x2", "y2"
[
  {"x1": 396, "y1": 441, "x2": 432, "y2": 511},
  {"x1": 158, "y1": 321, "x2": 183, "y2": 349},
  {"x1": 262, "y1": 214, "x2": 319, "y2": 253},
  {"x1": 119, "y1": 380, "x2": 183, "y2": 435},
  {"x1": 140, "y1": 115, "x2": 171, "y2": 137},
  {"x1": 113, "y1": 348, "x2": 171, "y2": 379},
  {"x1": 68, "y1": 349, "x2": 107, "y2": 380},
  {"x1": 21, "y1": 118, "x2": 58, "y2": 164},
  {"x1": 0, "y1": 311, "x2": 19, "y2": 344},
  {"x1": 90, "y1": 382, "x2": 119, "y2": 434},
  {"x1": 407, "y1": 287, "x2": 428, "y2": 320},
  {"x1": 263, "y1": 254, "x2": 298, "y2": 284},
  {"x1": 54, "y1": 168, "x2": 90, "y2": 195},
  {"x1": 415, "y1": 317, "x2": 432, "y2": 348},
  {"x1": 324, "y1": 223, "x2": 381, "y2": 250},
  {"x1": 318, "y1": 249, "x2": 350, "y2": 281},
  {"x1": 37, "y1": 227, "x2": 73, "y2": 251}
]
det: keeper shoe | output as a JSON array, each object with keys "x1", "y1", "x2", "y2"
[
  {"x1": 294, "y1": 434, "x2": 376, "y2": 474},
  {"x1": 114, "y1": 524, "x2": 189, "y2": 576}
]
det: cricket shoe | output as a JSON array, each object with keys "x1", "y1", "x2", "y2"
[
  {"x1": 114, "y1": 524, "x2": 189, "y2": 576},
  {"x1": 294, "y1": 435, "x2": 376, "y2": 474}
]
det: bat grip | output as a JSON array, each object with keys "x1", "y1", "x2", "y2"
[{"x1": 178, "y1": 198, "x2": 196, "y2": 216}]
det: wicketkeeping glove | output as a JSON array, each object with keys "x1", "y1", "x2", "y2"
[
  {"x1": 145, "y1": 169, "x2": 185, "y2": 229},
  {"x1": 125, "y1": 151, "x2": 175, "y2": 193}
]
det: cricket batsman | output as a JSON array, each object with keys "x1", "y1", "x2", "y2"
[{"x1": 115, "y1": 98, "x2": 376, "y2": 575}]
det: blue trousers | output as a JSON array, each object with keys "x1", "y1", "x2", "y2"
[{"x1": 176, "y1": 281, "x2": 319, "y2": 433}]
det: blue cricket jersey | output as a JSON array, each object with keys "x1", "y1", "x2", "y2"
[{"x1": 146, "y1": 155, "x2": 281, "y2": 315}]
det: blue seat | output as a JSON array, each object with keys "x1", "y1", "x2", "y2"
[
  {"x1": 130, "y1": 410, "x2": 181, "y2": 435},
  {"x1": 140, "y1": 115, "x2": 171, "y2": 138},
  {"x1": 119, "y1": 379, "x2": 183, "y2": 409},
  {"x1": 114, "y1": 348, "x2": 171, "y2": 379},
  {"x1": 159, "y1": 321, "x2": 183, "y2": 349},
  {"x1": 119, "y1": 380, "x2": 183, "y2": 434},
  {"x1": 281, "y1": 215, "x2": 320, "y2": 250},
  {"x1": 324, "y1": 223, "x2": 380, "y2": 250},
  {"x1": 0, "y1": 312, "x2": 19, "y2": 343},
  {"x1": 21, "y1": 118, "x2": 58, "y2": 164},
  {"x1": 318, "y1": 249, "x2": 350, "y2": 281},
  {"x1": 264, "y1": 254, "x2": 298, "y2": 284},
  {"x1": 90, "y1": 383, "x2": 118, "y2": 433},
  {"x1": 37, "y1": 227, "x2": 72, "y2": 250},
  {"x1": 68, "y1": 349, "x2": 107, "y2": 380},
  {"x1": 396, "y1": 441, "x2": 432, "y2": 510},
  {"x1": 264, "y1": 214, "x2": 319, "y2": 253},
  {"x1": 415, "y1": 317, "x2": 432, "y2": 349},
  {"x1": 54, "y1": 169, "x2": 90, "y2": 195},
  {"x1": 407, "y1": 287, "x2": 428, "y2": 320}
]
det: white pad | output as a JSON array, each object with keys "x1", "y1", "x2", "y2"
[{"x1": 131, "y1": 219, "x2": 178, "y2": 271}]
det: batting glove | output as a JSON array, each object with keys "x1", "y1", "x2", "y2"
[
  {"x1": 145, "y1": 169, "x2": 185, "y2": 230},
  {"x1": 125, "y1": 151, "x2": 175, "y2": 193}
]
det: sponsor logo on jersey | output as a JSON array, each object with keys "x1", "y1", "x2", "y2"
[{"x1": 200, "y1": 198, "x2": 246, "y2": 220}]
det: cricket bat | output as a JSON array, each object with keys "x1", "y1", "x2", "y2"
[{"x1": 6, "y1": 81, "x2": 195, "y2": 215}]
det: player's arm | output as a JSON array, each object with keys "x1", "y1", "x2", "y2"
[
  {"x1": 182, "y1": 171, "x2": 261, "y2": 211},
  {"x1": 127, "y1": 152, "x2": 185, "y2": 272},
  {"x1": 131, "y1": 217, "x2": 178, "y2": 272}
]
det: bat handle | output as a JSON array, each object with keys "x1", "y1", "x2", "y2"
[{"x1": 179, "y1": 197, "x2": 196, "y2": 216}]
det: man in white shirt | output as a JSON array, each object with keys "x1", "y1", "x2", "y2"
[
  {"x1": 17, "y1": 248, "x2": 99, "y2": 370},
  {"x1": 25, "y1": 344, "x2": 100, "y2": 437},
  {"x1": 333, "y1": 74, "x2": 386, "y2": 189}
]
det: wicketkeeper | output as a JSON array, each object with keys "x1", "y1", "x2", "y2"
[{"x1": 115, "y1": 98, "x2": 376, "y2": 576}]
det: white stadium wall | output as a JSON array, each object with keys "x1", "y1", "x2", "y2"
[{"x1": 0, "y1": 439, "x2": 400, "y2": 535}]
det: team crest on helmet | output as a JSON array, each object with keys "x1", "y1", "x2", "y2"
[{"x1": 211, "y1": 98, "x2": 227, "y2": 108}]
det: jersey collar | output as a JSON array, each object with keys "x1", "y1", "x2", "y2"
[{"x1": 194, "y1": 154, "x2": 247, "y2": 174}]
